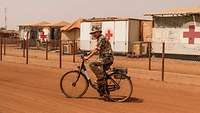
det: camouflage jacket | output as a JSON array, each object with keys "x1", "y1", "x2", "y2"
[{"x1": 96, "y1": 35, "x2": 113, "y2": 58}]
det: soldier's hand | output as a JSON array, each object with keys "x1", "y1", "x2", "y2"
[{"x1": 83, "y1": 57, "x2": 89, "y2": 61}]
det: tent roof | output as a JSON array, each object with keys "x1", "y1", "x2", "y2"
[
  {"x1": 61, "y1": 19, "x2": 82, "y2": 31},
  {"x1": 50, "y1": 21, "x2": 71, "y2": 27}
]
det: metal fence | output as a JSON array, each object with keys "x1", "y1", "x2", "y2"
[
  {"x1": 1, "y1": 37, "x2": 200, "y2": 83},
  {"x1": 0, "y1": 37, "x2": 80, "y2": 68},
  {"x1": 151, "y1": 42, "x2": 200, "y2": 79},
  {"x1": 113, "y1": 41, "x2": 200, "y2": 82},
  {"x1": 1, "y1": 38, "x2": 25, "y2": 64}
]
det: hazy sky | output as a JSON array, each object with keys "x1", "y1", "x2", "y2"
[{"x1": 0, "y1": 0, "x2": 199, "y2": 29}]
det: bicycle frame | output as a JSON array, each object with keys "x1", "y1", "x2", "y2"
[
  {"x1": 74, "y1": 54, "x2": 123, "y2": 92},
  {"x1": 79, "y1": 56, "x2": 90, "y2": 80},
  {"x1": 74, "y1": 55, "x2": 99, "y2": 89}
]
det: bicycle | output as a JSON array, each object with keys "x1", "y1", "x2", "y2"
[{"x1": 60, "y1": 52, "x2": 133, "y2": 102}]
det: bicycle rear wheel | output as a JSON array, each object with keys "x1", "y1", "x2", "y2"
[
  {"x1": 60, "y1": 70, "x2": 89, "y2": 98},
  {"x1": 106, "y1": 73, "x2": 133, "y2": 102}
]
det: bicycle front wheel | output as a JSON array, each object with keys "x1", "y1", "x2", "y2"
[
  {"x1": 107, "y1": 73, "x2": 133, "y2": 102},
  {"x1": 60, "y1": 70, "x2": 89, "y2": 98}
]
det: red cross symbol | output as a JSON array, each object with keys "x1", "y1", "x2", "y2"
[
  {"x1": 105, "y1": 29, "x2": 113, "y2": 40},
  {"x1": 183, "y1": 25, "x2": 200, "y2": 44},
  {"x1": 40, "y1": 32, "x2": 47, "y2": 42}
]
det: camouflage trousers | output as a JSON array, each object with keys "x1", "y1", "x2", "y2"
[{"x1": 89, "y1": 56, "x2": 114, "y2": 80}]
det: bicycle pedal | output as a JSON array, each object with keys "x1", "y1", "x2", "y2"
[
  {"x1": 103, "y1": 96, "x2": 111, "y2": 102},
  {"x1": 97, "y1": 96, "x2": 104, "y2": 100}
]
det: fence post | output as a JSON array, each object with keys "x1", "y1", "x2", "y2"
[
  {"x1": 73, "y1": 40, "x2": 76, "y2": 63},
  {"x1": 148, "y1": 42, "x2": 152, "y2": 70},
  {"x1": 23, "y1": 39, "x2": 26, "y2": 57},
  {"x1": 3, "y1": 37, "x2": 6, "y2": 55},
  {"x1": 162, "y1": 42, "x2": 165, "y2": 81},
  {"x1": 46, "y1": 41, "x2": 48, "y2": 60},
  {"x1": 62, "y1": 43, "x2": 65, "y2": 54},
  {"x1": 139, "y1": 42, "x2": 142, "y2": 56},
  {"x1": 26, "y1": 32, "x2": 29, "y2": 64},
  {"x1": 0, "y1": 36, "x2": 2, "y2": 61},
  {"x1": 59, "y1": 39, "x2": 62, "y2": 68}
]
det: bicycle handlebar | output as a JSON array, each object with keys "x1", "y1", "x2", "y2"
[
  {"x1": 79, "y1": 49, "x2": 91, "y2": 60},
  {"x1": 79, "y1": 50, "x2": 90, "y2": 62}
]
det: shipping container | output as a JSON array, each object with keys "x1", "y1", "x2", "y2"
[
  {"x1": 145, "y1": 7, "x2": 200, "y2": 56},
  {"x1": 152, "y1": 15, "x2": 200, "y2": 55},
  {"x1": 80, "y1": 18, "x2": 143, "y2": 54}
]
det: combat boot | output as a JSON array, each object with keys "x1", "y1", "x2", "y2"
[{"x1": 97, "y1": 79, "x2": 107, "y2": 97}]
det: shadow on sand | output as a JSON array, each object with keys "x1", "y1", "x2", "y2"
[
  {"x1": 80, "y1": 96, "x2": 143, "y2": 103},
  {"x1": 125, "y1": 97, "x2": 144, "y2": 103}
]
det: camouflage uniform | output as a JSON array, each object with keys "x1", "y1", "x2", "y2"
[{"x1": 89, "y1": 34, "x2": 114, "y2": 80}]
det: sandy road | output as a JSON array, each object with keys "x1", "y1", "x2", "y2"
[{"x1": 0, "y1": 62, "x2": 200, "y2": 113}]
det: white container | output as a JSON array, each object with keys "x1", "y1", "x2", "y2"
[
  {"x1": 80, "y1": 18, "x2": 140, "y2": 53},
  {"x1": 152, "y1": 15, "x2": 200, "y2": 56},
  {"x1": 152, "y1": 27, "x2": 200, "y2": 55}
]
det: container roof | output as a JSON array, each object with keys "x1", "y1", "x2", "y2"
[
  {"x1": 35, "y1": 21, "x2": 51, "y2": 26},
  {"x1": 145, "y1": 7, "x2": 200, "y2": 16},
  {"x1": 19, "y1": 21, "x2": 50, "y2": 27},
  {"x1": 81, "y1": 17, "x2": 149, "y2": 22},
  {"x1": 19, "y1": 20, "x2": 70, "y2": 27},
  {"x1": 0, "y1": 30, "x2": 19, "y2": 35}
]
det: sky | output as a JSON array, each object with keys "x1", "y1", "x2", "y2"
[{"x1": 0, "y1": 0, "x2": 199, "y2": 29}]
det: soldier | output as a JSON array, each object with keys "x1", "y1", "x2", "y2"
[{"x1": 84, "y1": 25, "x2": 114, "y2": 96}]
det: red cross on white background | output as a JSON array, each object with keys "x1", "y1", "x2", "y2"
[
  {"x1": 40, "y1": 32, "x2": 47, "y2": 42},
  {"x1": 105, "y1": 29, "x2": 113, "y2": 40},
  {"x1": 183, "y1": 25, "x2": 200, "y2": 44}
]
